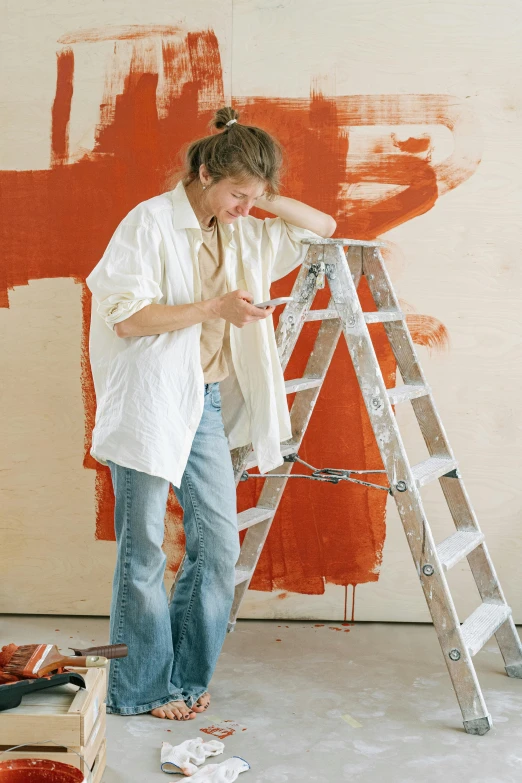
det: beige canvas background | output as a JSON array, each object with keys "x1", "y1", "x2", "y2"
[{"x1": 1, "y1": 0, "x2": 521, "y2": 621}]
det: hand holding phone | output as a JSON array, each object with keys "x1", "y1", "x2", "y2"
[{"x1": 254, "y1": 296, "x2": 294, "y2": 309}]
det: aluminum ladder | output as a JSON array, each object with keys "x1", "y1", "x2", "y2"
[{"x1": 226, "y1": 238, "x2": 522, "y2": 735}]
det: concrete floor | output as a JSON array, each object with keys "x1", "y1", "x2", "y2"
[{"x1": 2, "y1": 615, "x2": 522, "y2": 782}]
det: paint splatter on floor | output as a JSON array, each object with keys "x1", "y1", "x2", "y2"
[{"x1": 201, "y1": 720, "x2": 247, "y2": 740}]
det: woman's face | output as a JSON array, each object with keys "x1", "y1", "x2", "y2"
[{"x1": 202, "y1": 173, "x2": 267, "y2": 223}]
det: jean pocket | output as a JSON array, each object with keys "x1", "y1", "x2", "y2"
[{"x1": 210, "y1": 385, "x2": 222, "y2": 410}]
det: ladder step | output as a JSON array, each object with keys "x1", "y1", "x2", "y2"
[
  {"x1": 411, "y1": 456, "x2": 458, "y2": 488},
  {"x1": 305, "y1": 309, "x2": 339, "y2": 322},
  {"x1": 237, "y1": 507, "x2": 275, "y2": 532},
  {"x1": 461, "y1": 603, "x2": 512, "y2": 657},
  {"x1": 245, "y1": 443, "x2": 297, "y2": 470},
  {"x1": 234, "y1": 567, "x2": 253, "y2": 586},
  {"x1": 437, "y1": 531, "x2": 485, "y2": 572},
  {"x1": 363, "y1": 310, "x2": 403, "y2": 324},
  {"x1": 304, "y1": 309, "x2": 404, "y2": 324},
  {"x1": 285, "y1": 377, "x2": 323, "y2": 394},
  {"x1": 387, "y1": 384, "x2": 429, "y2": 405}
]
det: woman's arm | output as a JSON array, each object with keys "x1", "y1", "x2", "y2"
[
  {"x1": 255, "y1": 195, "x2": 336, "y2": 238},
  {"x1": 114, "y1": 290, "x2": 274, "y2": 337}
]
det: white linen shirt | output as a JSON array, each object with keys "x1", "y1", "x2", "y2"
[{"x1": 86, "y1": 181, "x2": 319, "y2": 487}]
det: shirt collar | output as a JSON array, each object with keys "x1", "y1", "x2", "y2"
[{"x1": 168, "y1": 180, "x2": 235, "y2": 242}]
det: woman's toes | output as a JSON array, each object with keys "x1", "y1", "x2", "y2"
[
  {"x1": 192, "y1": 692, "x2": 211, "y2": 712},
  {"x1": 151, "y1": 700, "x2": 193, "y2": 720}
]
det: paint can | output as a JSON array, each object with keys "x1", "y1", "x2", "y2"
[{"x1": 0, "y1": 758, "x2": 85, "y2": 782}]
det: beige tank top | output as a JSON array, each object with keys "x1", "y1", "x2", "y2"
[{"x1": 198, "y1": 219, "x2": 230, "y2": 383}]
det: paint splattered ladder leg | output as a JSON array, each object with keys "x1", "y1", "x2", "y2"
[
  {"x1": 228, "y1": 245, "x2": 359, "y2": 629},
  {"x1": 323, "y1": 240, "x2": 522, "y2": 735}
]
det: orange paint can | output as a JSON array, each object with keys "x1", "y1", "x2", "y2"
[{"x1": 0, "y1": 758, "x2": 85, "y2": 782}]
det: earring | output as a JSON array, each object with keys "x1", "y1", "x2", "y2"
[{"x1": 202, "y1": 183, "x2": 206, "y2": 190}]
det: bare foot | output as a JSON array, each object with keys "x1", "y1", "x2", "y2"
[
  {"x1": 190, "y1": 692, "x2": 211, "y2": 713},
  {"x1": 150, "y1": 700, "x2": 196, "y2": 720}
]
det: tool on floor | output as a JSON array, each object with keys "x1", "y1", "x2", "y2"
[
  {"x1": 0, "y1": 672, "x2": 86, "y2": 712},
  {"x1": 69, "y1": 644, "x2": 128, "y2": 659},
  {"x1": 4, "y1": 644, "x2": 108, "y2": 679},
  {"x1": 222, "y1": 238, "x2": 522, "y2": 736}
]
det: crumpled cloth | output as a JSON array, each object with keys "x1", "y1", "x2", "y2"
[
  {"x1": 161, "y1": 737, "x2": 225, "y2": 775},
  {"x1": 182, "y1": 757, "x2": 250, "y2": 781}
]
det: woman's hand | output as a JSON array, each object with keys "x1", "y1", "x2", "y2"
[{"x1": 214, "y1": 290, "x2": 275, "y2": 328}]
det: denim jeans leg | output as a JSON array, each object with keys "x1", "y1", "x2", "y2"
[
  {"x1": 169, "y1": 383, "x2": 240, "y2": 706},
  {"x1": 105, "y1": 461, "x2": 184, "y2": 715}
]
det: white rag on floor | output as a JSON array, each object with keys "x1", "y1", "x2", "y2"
[
  {"x1": 161, "y1": 738, "x2": 225, "y2": 775},
  {"x1": 183, "y1": 757, "x2": 250, "y2": 781}
]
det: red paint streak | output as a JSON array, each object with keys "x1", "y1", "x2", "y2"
[
  {"x1": 200, "y1": 725, "x2": 235, "y2": 740},
  {"x1": 344, "y1": 585, "x2": 348, "y2": 622},
  {"x1": 51, "y1": 49, "x2": 74, "y2": 166},
  {"x1": 314, "y1": 624, "x2": 324, "y2": 627},
  {"x1": 58, "y1": 25, "x2": 183, "y2": 45},
  {"x1": 351, "y1": 584, "x2": 357, "y2": 623},
  {"x1": 393, "y1": 136, "x2": 431, "y2": 153},
  {"x1": 406, "y1": 314, "x2": 450, "y2": 351},
  {"x1": 0, "y1": 27, "x2": 478, "y2": 595}
]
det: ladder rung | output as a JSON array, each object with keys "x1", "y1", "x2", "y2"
[
  {"x1": 387, "y1": 384, "x2": 429, "y2": 405},
  {"x1": 285, "y1": 377, "x2": 323, "y2": 394},
  {"x1": 245, "y1": 443, "x2": 297, "y2": 470},
  {"x1": 237, "y1": 507, "x2": 275, "y2": 532},
  {"x1": 305, "y1": 309, "x2": 339, "y2": 322},
  {"x1": 301, "y1": 238, "x2": 386, "y2": 247},
  {"x1": 437, "y1": 531, "x2": 485, "y2": 572},
  {"x1": 363, "y1": 310, "x2": 404, "y2": 324},
  {"x1": 411, "y1": 456, "x2": 458, "y2": 488},
  {"x1": 234, "y1": 567, "x2": 253, "y2": 586},
  {"x1": 461, "y1": 603, "x2": 512, "y2": 657}
]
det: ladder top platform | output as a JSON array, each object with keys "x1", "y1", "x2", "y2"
[{"x1": 301, "y1": 238, "x2": 386, "y2": 247}]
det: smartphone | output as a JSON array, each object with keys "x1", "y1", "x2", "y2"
[{"x1": 255, "y1": 296, "x2": 294, "y2": 309}]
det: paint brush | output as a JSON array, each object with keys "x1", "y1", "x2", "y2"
[
  {"x1": 69, "y1": 644, "x2": 128, "y2": 659},
  {"x1": 4, "y1": 644, "x2": 108, "y2": 679}
]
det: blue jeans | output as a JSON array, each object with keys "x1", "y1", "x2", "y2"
[{"x1": 105, "y1": 383, "x2": 240, "y2": 715}]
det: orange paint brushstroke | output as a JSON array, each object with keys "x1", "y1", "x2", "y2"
[
  {"x1": 393, "y1": 136, "x2": 431, "y2": 154},
  {"x1": 51, "y1": 49, "x2": 74, "y2": 166},
  {"x1": 406, "y1": 314, "x2": 450, "y2": 351},
  {"x1": 0, "y1": 25, "x2": 479, "y2": 596},
  {"x1": 58, "y1": 25, "x2": 183, "y2": 45}
]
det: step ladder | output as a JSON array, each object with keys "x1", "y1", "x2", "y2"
[{"x1": 226, "y1": 237, "x2": 522, "y2": 736}]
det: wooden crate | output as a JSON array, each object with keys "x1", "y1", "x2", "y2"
[{"x1": 0, "y1": 667, "x2": 107, "y2": 778}]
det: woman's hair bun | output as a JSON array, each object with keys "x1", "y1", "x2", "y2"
[{"x1": 212, "y1": 106, "x2": 240, "y2": 130}]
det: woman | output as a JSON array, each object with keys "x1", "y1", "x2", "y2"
[{"x1": 86, "y1": 106, "x2": 336, "y2": 720}]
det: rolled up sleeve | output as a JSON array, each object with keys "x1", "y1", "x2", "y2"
[
  {"x1": 263, "y1": 217, "x2": 321, "y2": 282},
  {"x1": 86, "y1": 216, "x2": 164, "y2": 329}
]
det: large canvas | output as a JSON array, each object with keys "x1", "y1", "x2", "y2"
[{"x1": 1, "y1": 1, "x2": 520, "y2": 622}]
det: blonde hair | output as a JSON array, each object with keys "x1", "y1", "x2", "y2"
[{"x1": 182, "y1": 107, "x2": 283, "y2": 198}]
